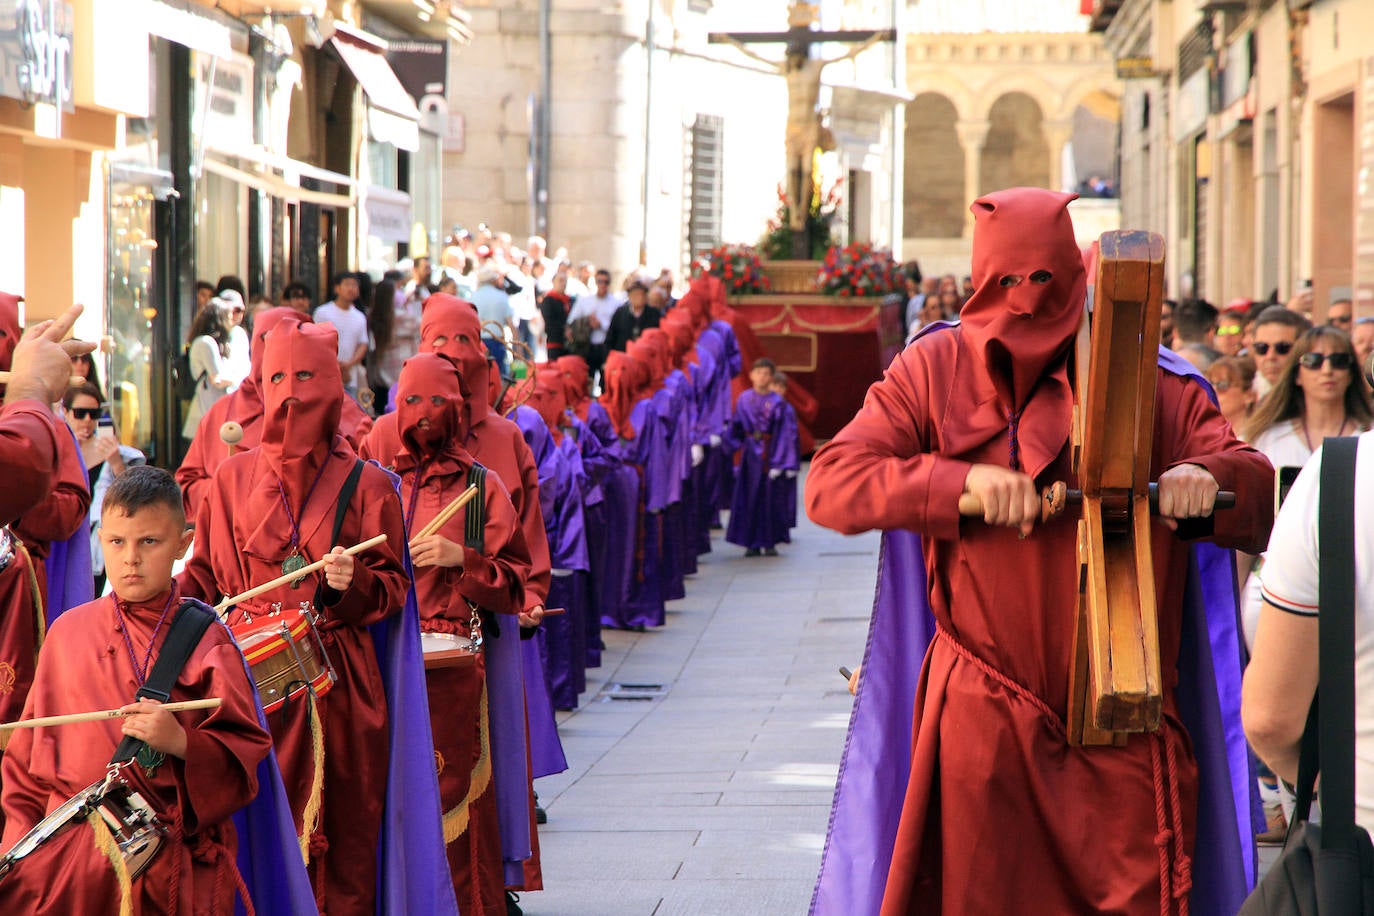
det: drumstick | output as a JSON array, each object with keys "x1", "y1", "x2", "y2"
[
  {"x1": 0, "y1": 698, "x2": 222, "y2": 732},
  {"x1": 214, "y1": 533, "x2": 389, "y2": 612},
  {"x1": 0, "y1": 371, "x2": 85, "y2": 388},
  {"x1": 220, "y1": 421, "x2": 244, "y2": 457},
  {"x1": 409, "y1": 486, "x2": 479, "y2": 546}
]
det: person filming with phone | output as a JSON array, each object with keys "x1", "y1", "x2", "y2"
[{"x1": 63, "y1": 382, "x2": 145, "y2": 595}]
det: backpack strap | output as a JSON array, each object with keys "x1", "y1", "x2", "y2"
[
  {"x1": 314, "y1": 459, "x2": 365, "y2": 610},
  {"x1": 110, "y1": 600, "x2": 217, "y2": 764}
]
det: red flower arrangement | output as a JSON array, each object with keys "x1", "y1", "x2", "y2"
[
  {"x1": 816, "y1": 242, "x2": 904, "y2": 298},
  {"x1": 693, "y1": 243, "x2": 772, "y2": 295}
]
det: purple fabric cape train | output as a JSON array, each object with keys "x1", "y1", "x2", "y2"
[
  {"x1": 809, "y1": 342, "x2": 1257, "y2": 916},
  {"x1": 43, "y1": 426, "x2": 93, "y2": 625},
  {"x1": 370, "y1": 465, "x2": 462, "y2": 915}
]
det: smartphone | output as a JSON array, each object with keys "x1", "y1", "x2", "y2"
[
  {"x1": 97, "y1": 415, "x2": 116, "y2": 444},
  {"x1": 1276, "y1": 465, "x2": 1302, "y2": 510}
]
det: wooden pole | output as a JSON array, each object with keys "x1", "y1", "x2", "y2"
[
  {"x1": 213, "y1": 534, "x2": 388, "y2": 612},
  {"x1": 0, "y1": 698, "x2": 222, "y2": 731},
  {"x1": 409, "y1": 486, "x2": 479, "y2": 546}
]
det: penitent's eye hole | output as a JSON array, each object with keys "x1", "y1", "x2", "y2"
[
  {"x1": 1030, "y1": 270, "x2": 1053, "y2": 284},
  {"x1": 431, "y1": 396, "x2": 446, "y2": 407},
  {"x1": 295, "y1": 370, "x2": 314, "y2": 381},
  {"x1": 270, "y1": 372, "x2": 285, "y2": 384},
  {"x1": 431, "y1": 336, "x2": 448, "y2": 348},
  {"x1": 999, "y1": 275, "x2": 1021, "y2": 288},
  {"x1": 405, "y1": 395, "x2": 422, "y2": 405}
]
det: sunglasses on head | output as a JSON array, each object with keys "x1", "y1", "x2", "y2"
[
  {"x1": 1216, "y1": 325, "x2": 1242, "y2": 336},
  {"x1": 1251, "y1": 341, "x2": 1293, "y2": 357},
  {"x1": 1298, "y1": 351, "x2": 1355, "y2": 371},
  {"x1": 69, "y1": 407, "x2": 101, "y2": 420},
  {"x1": 1208, "y1": 378, "x2": 1235, "y2": 392}
]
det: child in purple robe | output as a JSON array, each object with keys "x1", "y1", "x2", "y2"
[
  {"x1": 768, "y1": 372, "x2": 801, "y2": 545},
  {"x1": 724, "y1": 358, "x2": 788, "y2": 556}
]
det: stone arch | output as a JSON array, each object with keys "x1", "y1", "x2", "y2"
[
  {"x1": 972, "y1": 74, "x2": 1060, "y2": 125},
  {"x1": 904, "y1": 92, "x2": 966, "y2": 239},
  {"x1": 1052, "y1": 72, "x2": 1123, "y2": 122},
  {"x1": 980, "y1": 91, "x2": 1049, "y2": 194},
  {"x1": 1068, "y1": 89, "x2": 1121, "y2": 192}
]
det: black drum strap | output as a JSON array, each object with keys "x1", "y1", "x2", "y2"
[
  {"x1": 110, "y1": 600, "x2": 217, "y2": 764},
  {"x1": 465, "y1": 463, "x2": 487, "y2": 552},
  {"x1": 314, "y1": 459, "x2": 365, "y2": 611}
]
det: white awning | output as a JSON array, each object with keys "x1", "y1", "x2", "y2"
[
  {"x1": 201, "y1": 145, "x2": 354, "y2": 209},
  {"x1": 331, "y1": 26, "x2": 421, "y2": 152},
  {"x1": 141, "y1": 0, "x2": 234, "y2": 57}
]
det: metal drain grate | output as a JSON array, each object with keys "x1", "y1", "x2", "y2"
[{"x1": 600, "y1": 682, "x2": 669, "y2": 703}]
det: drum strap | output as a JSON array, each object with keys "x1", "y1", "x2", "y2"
[
  {"x1": 313, "y1": 459, "x2": 366, "y2": 612},
  {"x1": 463, "y1": 464, "x2": 502, "y2": 639},
  {"x1": 110, "y1": 600, "x2": 217, "y2": 764},
  {"x1": 464, "y1": 463, "x2": 487, "y2": 552}
]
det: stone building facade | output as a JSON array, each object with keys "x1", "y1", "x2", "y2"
[
  {"x1": 442, "y1": 0, "x2": 905, "y2": 280},
  {"x1": 1092, "y1": 0, "x2": 1374, "y2": 315},
  {"x1": 901, "y1": 0, "x2": 1122, "y2": 278}
]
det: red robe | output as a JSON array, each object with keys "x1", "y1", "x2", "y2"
[
  {"x1": 179, "y1": 439, "x2": 408, "y2": 915},
  {"x1": 0, "y1": 587, "x2": 272, "y2": 915},
  {"x1": 361, "y1": 407, "x2": 550, "y2": 612},
  {"x1": 806, "y1": 331, "x2": 1273, "y2": 915},
  {"x1": 403, "y1": 443, "x2": 530, "y2": 916},
  {"x1": 175, "y1": 387, "x2": 373, "y2": 521},
  {"x1": 0, "y1": 401, "x2": 63, "y2": 526},
  {"x1": 0, "y1": 418, "x2": 91, "y2": 727}
]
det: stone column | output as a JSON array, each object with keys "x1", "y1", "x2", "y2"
[
  {"x1": 955, "y1": 120, "x2": 990, "y2": 237},
  {"x1": 1043, "y1": 118, "x2": 1076, "y2": 193}
]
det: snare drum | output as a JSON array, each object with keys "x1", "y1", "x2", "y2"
[
  {"x1": 231, "y1": 603, "x2": 336, "y2": 714},
  {"x1": 0, "y1": 777, "x2": 164, "y2": 883},
  {"x1": 420, "y1": 632, "x2": 480, "y2": 670}
]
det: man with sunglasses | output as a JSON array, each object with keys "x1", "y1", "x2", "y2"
[
  {"x1": 1327, "y1": 286, "x2": 1353, "y2": 329},
  {"x1": 1249, "y1": 305, "x2": 1311, "y2": 398}
]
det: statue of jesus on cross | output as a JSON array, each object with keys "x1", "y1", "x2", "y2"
[{"x1": 711, "y1": 2, "x2": 895, "y2": 258}]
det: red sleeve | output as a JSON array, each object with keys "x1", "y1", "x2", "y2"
[
  {"x1": 319, "y1": 465, "x2": 409, "y2": 627},
  {"x1": 12, "y1": 423, "x2": 90, "y2": 545},
  {"x1": 151, "y1": 635, "x2": 272, "y2": 835},
  {"x1": 1156, "y1": 371, "x2": 1275, "y2": 553},
  {"x1": 0, "y1": 400, "x2": 60, "y2": 526},
  {"x1": 174, "y1": 412, "x2": 217, "y2": 522},
  {"x1": 805, "y1": 346, "x2": 971, "y2": 540}
]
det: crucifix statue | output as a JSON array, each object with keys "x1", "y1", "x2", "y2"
[{"x1": 710, "y1": 2, "x2": 896, "y2": 258}]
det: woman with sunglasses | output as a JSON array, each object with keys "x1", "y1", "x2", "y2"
[
  {"x1": 1205, "y1": 355, "x2": 1258, "y2": 433},
  {"x1": 1238, "y1": 325, "x2": 1373, "y2": 843},
  {"x1": 62, "y1": 382, "x2": 145, "y2": 595}
]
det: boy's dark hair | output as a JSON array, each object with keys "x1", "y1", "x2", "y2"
[
  {"x1": 771, "y1": 370, "x2": 789, "y2": 386},
  {"x1": 195, "y1": 280, "x2": 215, "y2": 295},
  {"x1": 1253, "y1": 304, "x2": 1312, "y2": 333},
  {"x1": 282, "y1": 280, "x2": 313, "y2": 301},
  {"x1": 1172, "y1": 298, "x2": 1219, "y2": 343},
  {"x1": 103, "y1": 466, "x2": 185, "y2": 527},
  {"x1": 752, "y1": 357, "x2": 776, "y2": 373}
]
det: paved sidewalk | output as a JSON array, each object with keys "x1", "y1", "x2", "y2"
[{"x1": 524, "y1": 486, "x2": 880, "y2": 915}]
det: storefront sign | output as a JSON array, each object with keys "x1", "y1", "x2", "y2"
[
  {"x1": 1115, "y1": 56, "x2": 1157, "y2": 81},
  {"x1": 386, "y1": 38, "x2": 447, "y2": 107},
  {"x1": 193, "y1": 50, "x2": 254, "y2": 153},
  {"x1": 1173, "y1": 68, "x2": 1209, "y2": 142},
  {"x1": 0, "y1": 0, "x2": 75, "y2": 111}
]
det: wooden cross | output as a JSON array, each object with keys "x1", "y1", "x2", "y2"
[{"x1": 709, "y1": 2, "x2": 896, "y2": 258}]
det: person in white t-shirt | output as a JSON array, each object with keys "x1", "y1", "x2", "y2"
[
  {"x1": 1245, "y1": 429, "x2": 1374, "y2": 835},
  {"x1": 313, "y1": 272, "x2": 370, "y2": 397},
  {"x1": 217, "y1": 290, "x2": 251, "y2": 392}
]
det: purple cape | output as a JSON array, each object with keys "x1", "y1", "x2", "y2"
[
  {"x1": 372, "y1": 465, "x2": 461, "y2": 915},
  {"x1": 810, "y1": 344, "x2": 1256, "y2": 916},
  {"x1": 214, "y1": 603, "x2": 320, "y2": 916},
  {"x1": 44, "y1": 426, "x2": 93, "y2": 625}
]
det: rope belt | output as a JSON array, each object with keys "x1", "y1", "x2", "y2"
[{"x1": 934, "y1": 624, "x2": 1192, "y2": 915}]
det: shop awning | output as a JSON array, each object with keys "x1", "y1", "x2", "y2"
[
  {"x1": 201, "y1": 144, "x2": 354, "y2": 209},
  {"x1": 330, "y1": 26, "x2": 422, "y2": 152}
]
